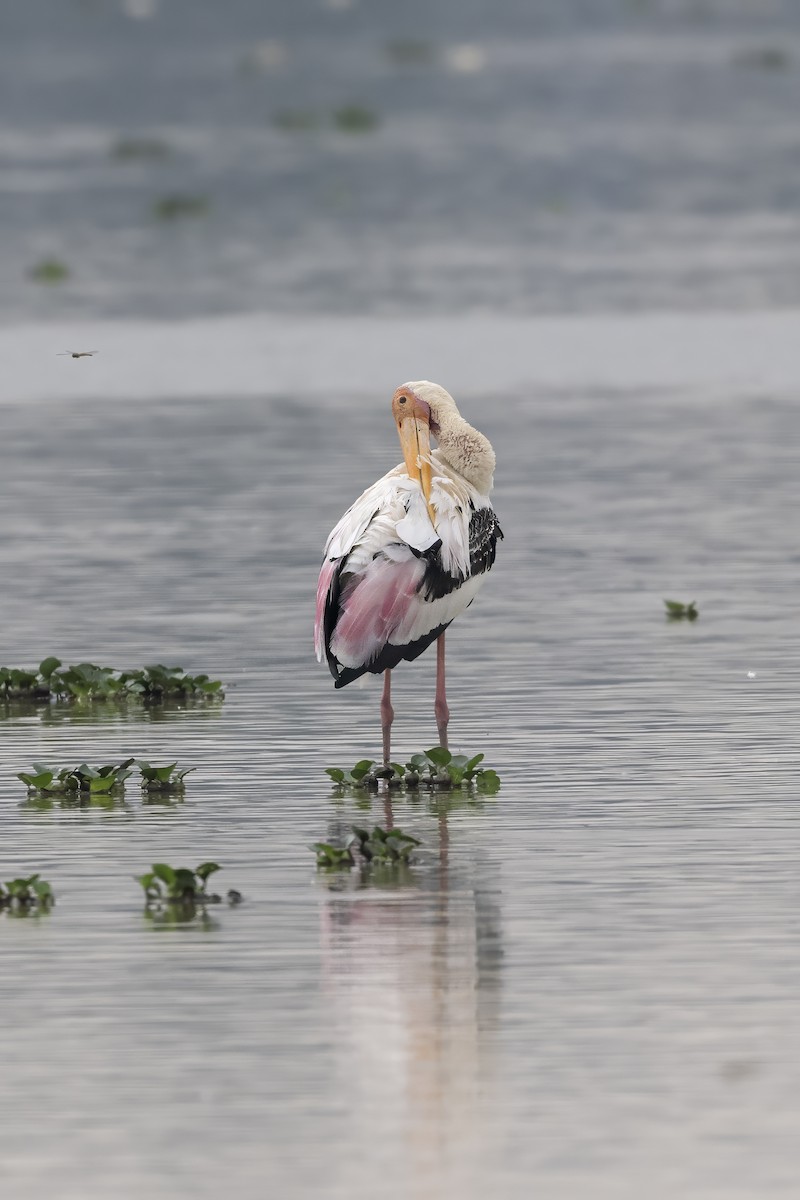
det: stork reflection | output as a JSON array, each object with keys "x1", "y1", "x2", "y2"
[{"x1": 317, "y1": 796, "x2": 502, "y2": 1196}]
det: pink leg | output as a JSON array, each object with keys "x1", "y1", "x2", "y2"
[
  {"x1": 435, "y1": 633, "x2": 450, "y2": 750},
  {"x1": 381, "y1": 669, "x2": 394, "y2": 766}
]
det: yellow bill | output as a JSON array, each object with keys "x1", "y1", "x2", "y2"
[{"x1": 392, "y1": 391, "x2": 436, "y2": 527}]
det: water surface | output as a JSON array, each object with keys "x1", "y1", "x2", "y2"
[{"x1": 2, "y1": 350, "x2": 800, "y2": 1198}]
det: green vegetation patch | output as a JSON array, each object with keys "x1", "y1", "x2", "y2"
[
  {"x1": 18, "y1": 759, "x2": 194, "y2": 800},
  {"x1": 0, "y1": 659, "x2": 224, "y2": 705},
  {"x1": 136, "y1": 862, "x2": 242, "y2": 911},
  {"x1": 0, "y1": 874, "x2": 54, "y2": 913},
  {"x1": 153, "y1": 194, "x2": 209, "y2": 220},
  {"x1": 18, "y1": 760, "x2": 135, "y2": 797},
  {"x1": 313, "y1": 824, "x2": 420, "y2": 869},
  {"x1": 664, "y1": 599, "x2": 698, "y2": 622},
  {"x1": 326, "y1": 747, "x2": 500, "y2": 793},
  {"x1": 29, "y1": 257, "x2": 70, "y2": 283},
  {"x1": 332, "y1": 104, "x2": 379, "y2": 133},
  {"x1": 273, "y1": 105, "x2": 380, "y2": 134},
  {"x1": 136, "y1": 761, "x2": 195, "y2": 794}
]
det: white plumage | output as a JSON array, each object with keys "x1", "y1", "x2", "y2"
[{"x1": 315, "y1": 381, "x2": 501, "y2": 759}]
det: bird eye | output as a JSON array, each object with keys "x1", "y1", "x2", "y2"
[{"x1": 398, "y1": 397, "x2": 407, "y2": 405}]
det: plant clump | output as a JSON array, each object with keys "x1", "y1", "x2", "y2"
[
  {"x1": 18, "y1": 760, "x2": 136, "y2": 797},
  {"x1": 272, "y1": 105, "x2": 380, "y2": 134},
  {"x1": 136, "y1": 862, "x2": 242, "y2": 909},
  {"x1": 326, "y1": 747, "x2": 500, "y2": 793},
  {"x1": 0, "y1": 659, "x2": 224, "y2": 705},
  {"x1": 664, "y1": 599, "x2": 698, "y2": 622},
  {"x1": 0, "y1": 874, "x2": 54, "y2": 913},
  {"x1": 18, "y1": 759, "x2": 194, "y2": 801},
  {"x1": 332, "y1": 104, "x2": 379, "y2": 133},
  {"x1": 313, "y1": 824, "x2": 420, "y2": 869},
  {"x1": 29, "y1": 257, "x2": 70, "y2": 283},
  {"x1": 136, "y1": 761, "x2": 195, "y2": 794},
  {"x1": 152, "y1": 194, "x2": 209, "y2": 220}
]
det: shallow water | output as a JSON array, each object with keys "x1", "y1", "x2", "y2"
[
  {"x1": 2, "y1": 349, "x2": 800, "y2": 1198},
  {"x1": 4, "y1": 0, "x2": 800, "y2": 1195}
]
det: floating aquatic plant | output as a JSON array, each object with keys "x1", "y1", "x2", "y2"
[
  {"x1": 272, "y1": 106, "x2": 379, "y2": 134},
  {"x1": 312, "y1": 842, "x2": 355, "y2": 869},
  {"x1": 0, "y1": 659, "x2": 224, "y2": 705},
  {"x1": 136, "y1": 761, "x2": 195, "y2": 793},
  {"x1": 664, "y1": 599, "x2": 698, "y2": 622},
  {"x1": 0, "y1": 874, "x2": 54, "y2": 913},
  {"x1": 326, "y1": 748, "x2": 500, "y2": 793},
  {"x1": 29, "y1": 257, "x2": 69, "y2": 283},
  {"x1": 332, "y1": 104, "x2": 379, "y2": 133},
  {"x1": 18, "y1": 760, "x2": 135, "y2": 796},
  {"x1": 119, "y1": 664, "x2": 224, "y2": 700},
  {"x1": 136, "y1": 862, "x2": 242, "y2": 907},
  {"x1": 152, "y1": 194, "x2": 209, "y2": 220},
  {"x1": 313, "y1": 824, "x2": 420, "y2": 869},
  {"x1": 18, "y1": 759, "x2": 194, "y2": 799}
]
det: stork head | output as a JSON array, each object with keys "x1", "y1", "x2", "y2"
[
  {"x1": 391, "y1": 381, "x2": 455, "y2": 523},
  {"x1": 392, "y1": 379, "x2": 495, "y2": 496}
]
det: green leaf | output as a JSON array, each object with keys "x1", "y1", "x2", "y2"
[
  {"x1": 195, "y1": 862, "x2": 221, "y2": 881},
  {"x1": 389, "y1": 762, "x2": 406, "y2": 777},
  {"x1": 172, "y1": 869, "x2": 197, "y2": 894},
  {"x1": 312, "y1": 841, "x2": 353, "y2": 866},
  {"x1": 664, "y1": 599, "x2": 687, "y2": 617},
  {"x1": 152, "y1": 863, "x2": 176, "y2": 886},
  {"x1": 18, "y1": 771, "x2": 54, "y2": 790},
  {"x1": 426, "y1": 747, "x2": 452, "y2": 766},
  {"x1": 351, "y1": 759, "x2": 375, "y2": 781},
  {"x1": 465, "y1": 753, "x2": 485, "y2": 772},
  {"x1": 388, "y1": 830, "x2": 420, "y2": 846},
  {"x1": 153, "y1": 763, "x2": 178, "y2": 782},
  {"x1": 136, "y1": 872, "x2": 156, "y2": 892},
  {"x1": 477, "y1": 769, "x2": 501, "y2": 793},
  {"x1": 89, "y1": 776, "x2": 117, "y2": 793},
  {"x1": 38, "y1": 656, "x2": 61, "y2": 679},
  {"x1": 325, "y1": 767, "x2": 345, "y2": 783}
]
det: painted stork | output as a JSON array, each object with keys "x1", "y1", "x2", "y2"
[{"x1": 314, "y1": 381, "x2": 502, "y2": 764}]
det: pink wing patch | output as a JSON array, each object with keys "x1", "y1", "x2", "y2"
[
  {"x1": 315, "y1": 558, "x2": 338, "y2": 661},
  {"x1": 331, "y1": 556, "x2": 425, "y2": 671}
]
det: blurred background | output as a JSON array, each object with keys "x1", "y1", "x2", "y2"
[{"x1": 5, "y1": 0, "x2": 800, "y2": 323}]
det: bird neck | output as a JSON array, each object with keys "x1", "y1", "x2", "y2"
[{"x1": 435, "y1": 411, "x2": 496, "y2": 495}]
